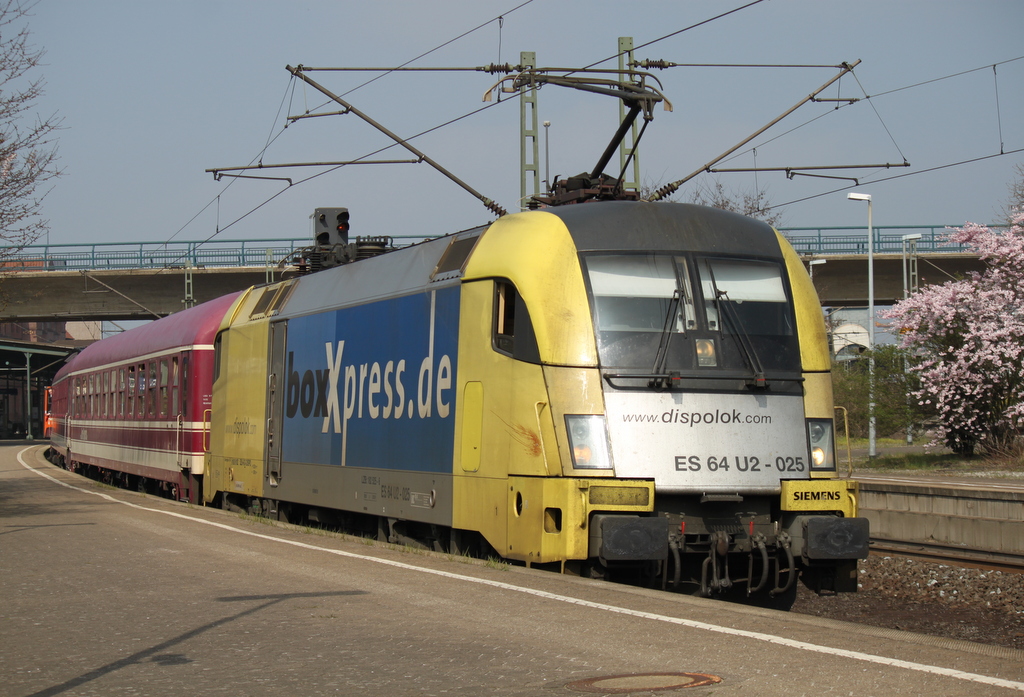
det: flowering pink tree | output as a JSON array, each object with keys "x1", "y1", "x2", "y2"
[{"x1": 884, "y1": 211, "x2": 1024, "y2": 455}]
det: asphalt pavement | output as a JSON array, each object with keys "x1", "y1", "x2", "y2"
[{"x1": 3, "y1": 442, "x2": 1023, "y2": 696}]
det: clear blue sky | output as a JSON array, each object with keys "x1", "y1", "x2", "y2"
[{"x1": 27, "y1": 0, "x2": 1024, "y2": 248}]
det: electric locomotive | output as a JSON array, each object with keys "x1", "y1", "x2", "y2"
[
  {"x1": 202, "y1": 201, "x2": 866, "y2": 606},
  {"x1": 47, "y1": 201, "x2": 867, "y2": 606}
]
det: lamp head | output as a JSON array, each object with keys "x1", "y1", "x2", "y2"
[{"x1": 847, "y1": 192, "x2": 872, "y2": 202}]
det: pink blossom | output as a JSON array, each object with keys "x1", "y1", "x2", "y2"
[{"x1": 883, "y1": 211, "x2": 1024, "y2": 455}]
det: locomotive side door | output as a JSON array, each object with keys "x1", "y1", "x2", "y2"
[{"x1": 266, "y1": 320, "x2": 287, "y2": 487}]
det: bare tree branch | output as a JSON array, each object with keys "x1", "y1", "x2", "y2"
[{"x1": 0, "y1": 0, "x2": 62, "y2": 258}]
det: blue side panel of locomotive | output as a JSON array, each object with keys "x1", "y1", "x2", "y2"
[{"x1": 280, "y1": 285, "x2": 460, "y2": 473}]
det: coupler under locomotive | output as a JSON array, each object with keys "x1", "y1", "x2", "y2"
[{"x1": 586, "y1": 498, "x2": 869, "y2": 604}]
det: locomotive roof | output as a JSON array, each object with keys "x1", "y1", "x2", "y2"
[
  {"x1": 277, "y1": 234, "x2": 462, "y2": 320},
  {"x1": 546, "y1": 201, "x2": 782, "y2": 258},
  {"x1": 54, "y1": 291, "x2": 242, "y2": 380},
  {"x1": 242, "y1": 202, "x2": 782, "y2": 324}
]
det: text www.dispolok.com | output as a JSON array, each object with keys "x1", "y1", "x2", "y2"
[{"x1": 621, "y1": 409, "x2": 772, "y2": 426}]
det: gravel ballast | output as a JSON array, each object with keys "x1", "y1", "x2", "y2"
[{"x1": 792, "y1": 555, "x2": 1024, "y2": 650}]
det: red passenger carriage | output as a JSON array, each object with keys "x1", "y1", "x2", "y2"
[{"x1": 48, "y1": 293, "x2": 240, "y2": 502}]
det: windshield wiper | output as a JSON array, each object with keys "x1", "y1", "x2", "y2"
[
  {"x1": 649, "y1": 289, "x2": 682, "y2": 389},
  {"x1": 709, "y1": 280, "x2": 769, "y2": 389},
  {"x1": 716, "y1": 289, "x2": 768, "y2": 388}
]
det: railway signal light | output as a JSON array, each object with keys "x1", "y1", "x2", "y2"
[{"x1": 314, "y1": 207, "x2": 350, "y2": 247}]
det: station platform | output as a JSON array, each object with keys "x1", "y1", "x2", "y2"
[
  {"x1": 4, "y1": 442, "x2": 1023, "y2": 696},
  {"x1": 849, "y1": 463, "x2": 1024, "y2": 566}
]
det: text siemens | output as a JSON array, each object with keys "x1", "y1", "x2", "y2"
[
  {"x1": 623, "y1": 409, "x2": 772, "y2": 426},
  {"x1": 793, "y1": 490, "x2": 842, "y2": 501}
]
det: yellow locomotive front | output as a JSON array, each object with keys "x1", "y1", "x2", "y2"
[{"x1": 454, "y1": 201, "x2": 867, "y2": 605}]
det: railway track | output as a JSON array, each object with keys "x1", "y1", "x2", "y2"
[{"x1": 870, "y1": 537, "x2": 1024, "y2": 574}]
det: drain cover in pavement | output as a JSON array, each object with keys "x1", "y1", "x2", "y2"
[{"x1": 566, "y1": 672, "x2": 722, "y2": 693}]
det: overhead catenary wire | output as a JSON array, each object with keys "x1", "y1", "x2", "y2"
[
  {"x1": 578, "y1": 0, "x2": 770, "y2": 72},
  {"x1": 993, "y1": 65, "x2": 1004, "y2": 155},
  {"x1": 772, "y1": 146, "x2": 1024, "y2": 211},
  {"x1": 299, "y1": 0, "x2": 536, "y2": 113},
  {"x1": 154, "y1": 0, "x2": 536, "y2": 271},
  {"x1": 161, "y1": 74, "x2": 299, "y2": 247},
  {"x1": 718, "y1": 55, "x2": 1024, "y2": 171},
  {"x1": 160, "y1": 3, "x2": 1022, "y2": 270},
  {"x1": 847, "y1": 71, "x2": 908, "y2": 165},
  {"x1": 865, "y1": 55, "x2": 1023, "y2": 99},
  {"x1": 166, "y1": 97, "x2": 512, "y2": 266},
  {"x1": 673, "y1": 57, "x2": 1024, "y2": 215},
  {"x1": 163, "y1": 0, "x2": 770, "y2": 265}
]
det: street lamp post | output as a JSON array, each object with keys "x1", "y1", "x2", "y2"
[
  {"x1": 847, "y1": 192, "x2": 876, "y2": 459},
  {"x1": 808, "y1": 258, "x2": 826, "y2": 281}
]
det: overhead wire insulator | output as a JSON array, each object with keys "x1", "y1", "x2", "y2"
[
  {"x1": 479, "y1": 63, "x2": 518, "y2": 75},
  {"x1": 637, "y1": 59, "x2": 673, "y2": 70}
]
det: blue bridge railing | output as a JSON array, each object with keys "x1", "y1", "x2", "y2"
[
  {"x1": 0, "y1": 235, "x2": 429, "y2": 272},
  {"x1": 0, "y1": 225, "x2": 988, "y2": 272},
  {"x1": 780, "y1": 224, "x2": 977, "y2": 256}
]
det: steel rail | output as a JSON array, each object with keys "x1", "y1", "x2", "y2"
[{"x1": 870, "y1": 537, "x2": 1024, "y2": 575}]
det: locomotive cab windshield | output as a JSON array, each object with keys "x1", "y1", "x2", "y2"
[{"x1": 582, "y1": 252, "x2": 800, "y2": 384}]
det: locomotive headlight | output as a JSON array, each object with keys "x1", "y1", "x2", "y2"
[
  {"x1": 695, "y1": 338, "x2": 717, "y2": 367},
  {"x1": 806, "y1": 418, "x2": 836, "y2": 471},
  {"x1": 565, "y1": 415, "x2": 613, "y2": 469}
]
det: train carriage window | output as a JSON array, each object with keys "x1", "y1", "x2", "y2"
[
  {"x1": 148, "y1": 363, "x2": 157, "y2": 417},
  {"x1": 159, "y1": 360, "x2": 169, "y2": 417},
  {"x1": 118, "y1": 368, "x2": 126, "y2": 417},
  {"x1": 493, "y1": 280, "x2": 540, "y2": 363},
  {"x1": 137, "y1": 363, "x2": 147, "y2": 418},
  {"x1": 127, "y1": 366, "x2": 136, "y2": 418},
  {"x1": 181, "y1": 355, "x2": 190, "y2": 419},
  {"x1": 171, "y1": 356, "x2": 180, "y2": 416}
]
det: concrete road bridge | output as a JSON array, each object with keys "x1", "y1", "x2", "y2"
[{"x1": 0, "y1": 225, "x2": 989, "y2": 322}]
